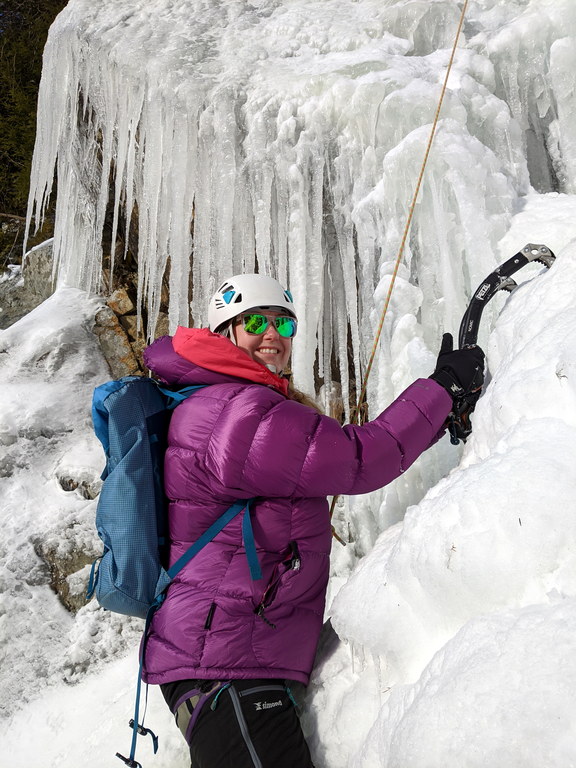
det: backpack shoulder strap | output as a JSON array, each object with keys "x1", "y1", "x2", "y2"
[{"x1": 241, "y1": 500, "x2": 262, "y2": 580}]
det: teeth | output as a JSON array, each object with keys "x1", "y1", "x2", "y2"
[{"x1": 259, "y1": 348, "x2": 279, "y2": 354}]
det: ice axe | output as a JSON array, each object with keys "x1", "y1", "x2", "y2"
[{"x1": 448, "y1": 243, "x2": 556, "y2": 444}]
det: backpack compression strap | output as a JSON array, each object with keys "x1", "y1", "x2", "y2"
[
  {"x1": 165, "y1": 499, "x2": 258, "y2": 581},
  {"x1": 157, "y1": 383, "x2": 206, "y2": 409}
]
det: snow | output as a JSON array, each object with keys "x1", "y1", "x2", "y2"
[
  {"x1": 352, "y1": 600, "x2": 576, "y2": 767},
  {"x1": 3, "y1": 0, "x2": 576, "y2": 766}
]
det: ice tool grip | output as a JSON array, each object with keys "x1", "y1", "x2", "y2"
[
  {"x1": 448, "y1": 402, "x2": 476, "y2": 445},
  {"x1": 449, "y1": 243, "x2": 555, "y2": 445}
]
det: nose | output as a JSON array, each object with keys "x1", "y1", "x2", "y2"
[{"x1": 262, "y1": 320, "x2": 280, "y2": 340}]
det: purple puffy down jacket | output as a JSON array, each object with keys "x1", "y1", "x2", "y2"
[{"x1": 141, "y1": 327, "x2": 452, "y2": 686}]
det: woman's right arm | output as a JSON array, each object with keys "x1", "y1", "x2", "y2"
[{"x1": 203, "y1": 379, "x2": 452, "y2": 499}]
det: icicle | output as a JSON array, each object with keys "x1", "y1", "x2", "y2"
[{"x1": 26, "y1": 0, "x2": 564, "y2": 481}]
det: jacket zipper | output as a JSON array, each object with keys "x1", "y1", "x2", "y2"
[{"x1": 254, "y1": 541, "x2": 300, "y2": 626}]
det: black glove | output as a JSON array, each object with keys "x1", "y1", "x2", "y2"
[{"x1": 429, "y1": 333, "x2": 485, "y2": 403}]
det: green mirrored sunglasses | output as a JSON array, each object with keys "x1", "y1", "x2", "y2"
[{"x1": 239, "y1": 313, "x2": 297, "y2": 338}]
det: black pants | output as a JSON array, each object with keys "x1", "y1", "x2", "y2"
[{"x1": 161, "y1": 679, "x2": 315, "y2": 768}]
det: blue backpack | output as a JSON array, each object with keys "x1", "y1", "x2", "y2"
[
  {"x1": 86, "y1": 376, "x2": 261, "y2": 768},
  {"x1": 87, "y1": 376, "x2": 261, "y2": 620}
]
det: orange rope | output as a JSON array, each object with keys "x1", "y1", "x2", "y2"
[{"x1": 331, "y1": 0, "x2": 469, "y2": 534}]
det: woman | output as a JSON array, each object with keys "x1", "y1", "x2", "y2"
[{"x1": 142, "y1": 273, "x2": 484, "y2": 767}]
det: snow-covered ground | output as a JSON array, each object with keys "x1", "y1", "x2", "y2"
[{"x1": 3, "y1": 0, "x2": 576, "y2": 766}]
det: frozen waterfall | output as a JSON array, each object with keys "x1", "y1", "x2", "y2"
[{"x1": 28, "y1": 0, "x2": 570, "y2": 408}]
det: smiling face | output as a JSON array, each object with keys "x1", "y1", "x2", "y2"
[{"x1": 232, "y1": 308, "x2": 293, "y2": 373}]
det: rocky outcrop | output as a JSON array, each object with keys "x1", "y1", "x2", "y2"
[
  {"x1": 23, "y1": 239, "x2": 57, "y2": 302},
  {"x1": 34, "y1": 533, "x2": 98, "y2": 614},
  {"x1": 0, "y1": 238, "x2": 168, "y2": 376},
  {"x1": 92, "y1": 285, "x2": 169, "y2": 376},
  {"x1": 32, "y1": 478, "x2": 102, "y2": 614},
  {"x1": 0, "y1": 239, "x2": 55, "y2": 329},
  {"x1": 93, "y1": 304, "x2": 141, "y2": 378}
]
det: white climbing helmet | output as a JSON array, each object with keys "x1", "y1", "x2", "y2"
[{"x1": 208, "y1": 273, "x2": 296, "y2": 332}]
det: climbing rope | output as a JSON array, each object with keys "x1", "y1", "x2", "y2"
[{"x1": 331, "y1": 0, "x2": 469, "y2": 533}]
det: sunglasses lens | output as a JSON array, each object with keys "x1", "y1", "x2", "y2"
[
  {"x1": 243, "y1": 314, "x2": 268, "y2": 334},
  {"x1": 275, "y1": 317, "x2": 297, "y2": 338},
  {"x1": 241, "y1": 313, "x2": 297, "y2": 338}
]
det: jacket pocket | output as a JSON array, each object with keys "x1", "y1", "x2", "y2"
[{"x1": 254, "y1": 541, "x2": 300, "y2": 627}]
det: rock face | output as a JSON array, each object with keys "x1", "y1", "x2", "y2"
[
  {"x1": 92, "y1": 288, "x2": 170, "y2": 377},
  {"x1": 0, "y1": 239, "x2": 56, "y2": 329},
  {"x1": 1, "y1": 238, "x2": 169, "y2": 377},
  {"x1": 93, "y1": 306, "x2": 141, "y2": 378},
  {"x1": 34, "y1": 530, "x2": 99, "y2": 614},
  {"x1": 23, "y1": 240, "x2": 57, "y2": 302}
]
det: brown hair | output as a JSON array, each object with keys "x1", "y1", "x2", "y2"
[{"x1": 286, "y1": 382, "x2": 324, "y2": 414}]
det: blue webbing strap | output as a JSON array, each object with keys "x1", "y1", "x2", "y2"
[
  {"x1": 167, "y1": 500, "x2": 252, "y2": 579},
  {"x1": 117, "y1": 604, "x2": 160, "y2": 768},
  {"x1": 85, "y1": 556, "x2": 102, "y2": 600},
  {"x1": 120, "y1": 499, "x2": 260, "y2": 768},
  {"x1": 241, "y1": 500, "x2": 262, "y2": 581},
  {"x1": 157, "y1": 384, "x2": 206, "y2": 409}
]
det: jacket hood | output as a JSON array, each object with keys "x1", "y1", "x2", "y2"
[{"x1": 144, "y1": 326, "x2": 290, "y2": 395}]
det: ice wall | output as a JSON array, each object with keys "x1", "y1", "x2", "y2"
[
  {"x1": 316, "y1": 213, "x2": 576, "y2": 768},
  {"x1": 28, "y1": 0, "x2": 569, "y2": 408}
]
